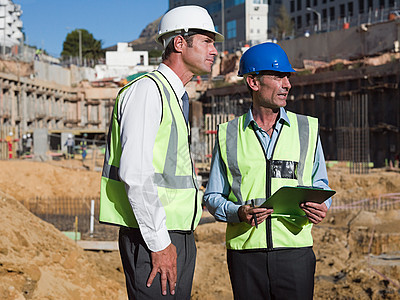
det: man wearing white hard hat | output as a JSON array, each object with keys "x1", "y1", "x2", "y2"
[{"x1": 100, "y1": 5, "x2": 223, "y2": 299}]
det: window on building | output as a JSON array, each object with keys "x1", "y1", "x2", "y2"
[
  {"x1": 253, "y1": 0, "x2": 267, "y2": 4},
  {"x1": 227, "y1": 20, "x2": 237, "y2": 39},
  {"x1": 379, "y1": 0, "x2": 385, "y2": 8},
  {"x1": 297, "y1": 0, "x2": 302, "y2": 10},
  {"x1": 306, "y1": 0, "x2": 310, "y2": 7},
  {"x1": 368, "y1": 0, "x2": 373, "y2": 10},
  {"x1": 205, "y1": 2, "x2": 221, "y2": 14},
  {"x1": 322, "y1": 8, "x2": 327, "y2": 21},
  {"x1": 313, "y1": 0, "x2": 318, "y2": 5},
  {"x1": 297, "y1": 15, "x2": 302, "y2": 28},
  {"x1": 290, "y1": 0, "x2": 295, "y2": 12},
  {"x1": 348, "y1": 2, "x2": 354, "y2": 16},
  {"x1": 329, "y1": 6, "x2": 335, "y2": 20},
  {"x1": 389, "y1": 0, "x2": 395, "y2": 7},
  {"x1": 340, "y1": 4, "x2": 345, "y2": 17},
  {"x1": 359, "y1": 0, "x2": 364, "y2": 13},
  {"x1": 322, "y1": 0, "x2": 326, "y2": 4},
  {"x1": 275, "y1": 0, "x2": 282, "y2": 3},
  {"x1": 226, "y1": 0, "x2": 246, "y2": 8},
  {"x1": 306, "y1": 13, "x2": 311, "y2": 25}
]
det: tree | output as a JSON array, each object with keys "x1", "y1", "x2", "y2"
[
  {"x1": 272, "y1": 5, "x2": 294, "y2": 40},
  {"x1": 61, "y1": 29, "x2": 104, "y2": 63}
]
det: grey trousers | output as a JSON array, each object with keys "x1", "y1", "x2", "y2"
[{"x1": 119, "y1": 227, "x2": 196, "y2": 300}]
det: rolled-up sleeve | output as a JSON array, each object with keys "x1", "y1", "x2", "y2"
[{"x1": 312, "y1": 137, "x2": 332, "y2": 209}]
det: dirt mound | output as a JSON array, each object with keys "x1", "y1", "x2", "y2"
[
  {"x1": 328, "y1": 164, "x2": 400, "y2": 201},
  {"x1": 0, "y1": 194, "x2": 125, "y2": 299}
]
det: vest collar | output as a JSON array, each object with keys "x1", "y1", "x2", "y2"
[{"x1": 244, "y1": 106, "x2": 291, "y2": 131}]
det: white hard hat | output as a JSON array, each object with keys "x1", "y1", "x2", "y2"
[
  {"x1": 27, "y1": 133, "x2": 31, "y2": 138},
  {"x1": 156, "y1": 5, "x2": 224, "y2": 48},
  {"x1": 9, "y1": 132, "x2": 13, "y2": 136},
  {"x1": 23, "y1": 134, "x2": 27, "y2": 139},
  {"x1": 68, "y1": 134, "x2": 73, "y2": 138}
]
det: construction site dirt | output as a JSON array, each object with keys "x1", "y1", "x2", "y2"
[{"x1": 1, "y1": 159, "x2": 400, "y2": 299}]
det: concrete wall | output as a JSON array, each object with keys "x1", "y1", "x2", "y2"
[
  {"x1": 280, "y1": 19, "x2": 400, "y2": 68},
  {"x1": 34, "y1": 61, "x2": 71, "y2": 86},
  {"x1": 34, "y1": 61, "x2": 96, "y2": 86},
  {"x1": 70, "y1": 65, "x2": 96, "y2": 85}
]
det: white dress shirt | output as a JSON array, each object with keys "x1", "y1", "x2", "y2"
[{"x1": 118, "y1": 63, "x2": 186, "y2": 252}]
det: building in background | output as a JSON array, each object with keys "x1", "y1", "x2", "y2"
[
  {"x1": 94, "y1": 42, "x2": 153, "y2": 81},
  {"x1": 288, "y1": 0, "x2": 400, "y2": 36},
  {"x1": 169, "y1": 0, "x2": 400, "y2": 52},
  {"x1": 169, "y1": 0, "x2": 280, "y2": 51},
  {"x1": 0, "y1": 0, "x2": 23, "y2": 55}
]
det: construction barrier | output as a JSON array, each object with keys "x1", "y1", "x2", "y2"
[
  {"x1": 331, "y1": 193, "x2": 400, "y2": 211},
  {"x1": 21, "y1": 196, "x2": 119, "y2": 241}
]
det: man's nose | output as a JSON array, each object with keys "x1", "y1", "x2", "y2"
[
  {"x1": 283, "y1": 76, "x2": 291, "y2": 89},
  {"x1": 210, "y1": 43, "x2": 218, "y2": 55}
]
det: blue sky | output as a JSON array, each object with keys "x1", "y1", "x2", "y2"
[{"x1": 14, "y1": 0, "x2": 169, "y2": 57}]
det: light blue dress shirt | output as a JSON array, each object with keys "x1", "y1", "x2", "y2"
[{"x1": 204, "y1": 107, "x2": 332, "y2": 223}]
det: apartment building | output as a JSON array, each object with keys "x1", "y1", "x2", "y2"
[
  {"x1": 169, "y1": 0, "x2": 400, "y2": 51},
  {"x1": 0, "y1": 0, "x2": 23, "y2": 53},
  {"x1": 289, "y1": 0, "x2": 400, "y2": 35}
]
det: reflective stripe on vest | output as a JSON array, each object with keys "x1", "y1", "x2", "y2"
[
  {"x1": 219, "y1": 111, "x2": 319, "y2": 250},
  {"x1": 100, "y1": 71, "x2": 200, "y2": 230}
]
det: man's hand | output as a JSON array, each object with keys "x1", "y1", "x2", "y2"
[
  {"x1": 147, "y1": 243, "x2": 177, "y2": 296},
  {"x1": 238, "y1": 204, "x2": 273, "y2": 226},
  {"x1": 300, "y1": 202, "x2": 328, "y2": 224}
]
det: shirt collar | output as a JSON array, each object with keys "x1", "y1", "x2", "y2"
[
  {"x1": 157, "y1": 63, "x2": 186, "y2": 99},
  {"x1": 244, "y1": 106, "x2": 290, "y2": 130}
]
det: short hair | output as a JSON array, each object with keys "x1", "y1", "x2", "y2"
[{"x1": 162, "y1": 34, "x2": 195, "y2": 61}]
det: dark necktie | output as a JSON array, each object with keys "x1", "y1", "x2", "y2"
[{"x1": 182, "y1": 91, "x2": 189, "y2": 124}]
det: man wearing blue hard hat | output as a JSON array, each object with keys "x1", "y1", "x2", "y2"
[{"x1": 204, "y1": 42, "x2": 332, "y2": 299}]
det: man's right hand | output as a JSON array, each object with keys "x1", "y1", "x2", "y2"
[
  {"x1": 238, "y1": 204, "x2": 273, "y2": 226},
  {"x1": 147, "y1": 243, "x2": 177, "y2": 296}
]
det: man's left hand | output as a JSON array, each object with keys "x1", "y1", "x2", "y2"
[{"x1": 300, "y1": 202, "x2": 328, "y2": 224}]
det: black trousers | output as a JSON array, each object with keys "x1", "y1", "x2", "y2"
[
  {"x1": 227, "y1": 247, "x2": 316, "y2": 300},
  {"x1": 119, "y1": 227, "x2": 196, "y2": 300}
]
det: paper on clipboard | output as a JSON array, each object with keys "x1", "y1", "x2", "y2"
[{"x1": 259, "y1": 186, "x2": 336, "y2": 215}]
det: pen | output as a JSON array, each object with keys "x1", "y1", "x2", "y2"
[{"x1": 251, "y1": 199, "x2": 258, "y2": 229}]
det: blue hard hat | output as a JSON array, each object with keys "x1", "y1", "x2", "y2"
[{"x1": 238, "y1": 42, "x2": 296, "y2": 76}]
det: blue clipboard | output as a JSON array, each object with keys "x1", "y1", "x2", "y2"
[{"x1": 260, "y1": 186, "x2": 336, "y2": 215}]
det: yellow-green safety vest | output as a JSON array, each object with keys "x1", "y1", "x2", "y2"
[
  {"x1": 218, "y1": 111, "x2": 319, "y2": 250},
  {"x1": 100, "y1": 71, "x2": 201, "y2": 231}
]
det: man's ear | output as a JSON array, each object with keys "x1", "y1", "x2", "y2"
[
  {"x1": 246, "y1": 75, "x2": 259, "y2": 92},
  {"x1": 173, "y1": 35, "x2": 185, "y2": 53}
]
